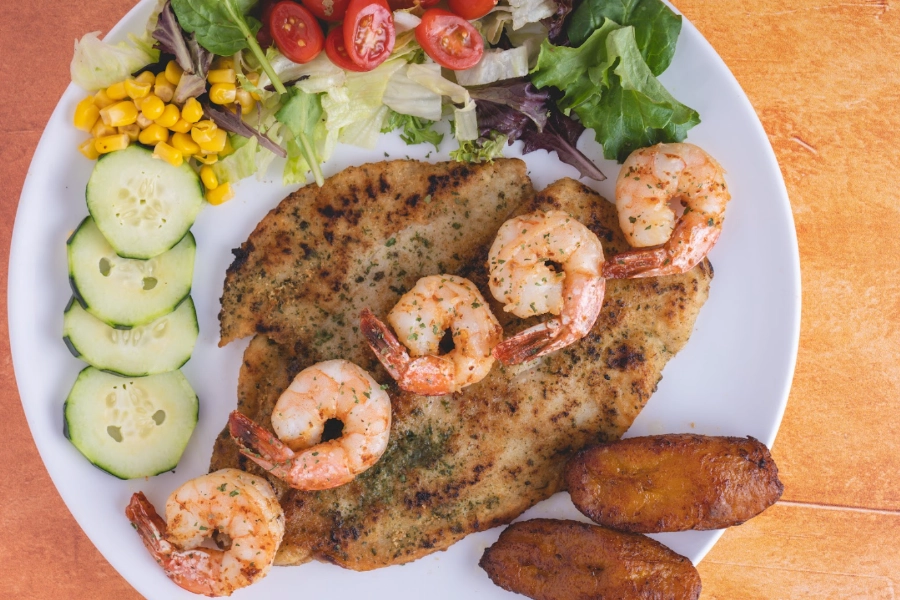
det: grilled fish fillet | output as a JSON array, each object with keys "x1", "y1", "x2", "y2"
[{"x1": 211, "y1": 169, "x2": 713, "y2": 569}]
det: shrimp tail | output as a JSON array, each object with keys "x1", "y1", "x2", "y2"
[
  {"x1": 605, "y1": 215, "x2": 721, "y2": 279},
  {"x1": 602, "y1": 247, "x2": 669, "y2": 279},
  {"x1": 360, "y1": 308, "x2": 409, "y2": 380},
  {"x1": 400, "y1": 356, "x2": 458, "y2": 396},
  {"x1": 126, "y1": 492, "x2": 171, "y2": 561},
  {"x1": 229, "y1": 411, "x2": 295, "y2": 473},
  {"x1": 492, "y1": 321, "x2": 563, "y2": 365}
]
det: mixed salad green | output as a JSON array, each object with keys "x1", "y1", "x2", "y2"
[{"x1": 71, "y1": 0, "x2": 699, "y2": 188}]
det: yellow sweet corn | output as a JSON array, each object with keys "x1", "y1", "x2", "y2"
[
  {"x1": 190, "y1": 120, "x2": 218, "y2": 144},
  {"x1": 197, "y1": 128, "x2": 227, "y2": 153},
  {"x1": 207, "y1": 68, "x2": 236, "y2": 84},
  {"x1": 106, "y1": 81, "x2": 128, "y2": 101},
  {"x1": 181, "y1": 97, "x2": 203, "y2": 123},
  {"x1": 99, "y1": 101, "x2": 138, "y2": 127},
  {"x1": 124, "y1": 78, "x2": 151, "y2": 100},
  {"x1": 199, "y1": 165, "x2": 219, "y2": 190},
  {"x1": 119, "y1": 123, "x2": 141, "y2": 142},
  {"x1": 244, "y1": 71, "x2": 262, "y2": 100},
  {"x1": 209, "y1": 83, "x2": 237, "y2": 105},
  {"x1": 78, "y1": 138, "x2": 100, "y2": 160},
  {"x1": 165, "y1": 60, "x2": 184, "y2": 85},
  {"x1": 155, "y1": 104, "x2": 181, "y2": 129},
  {"x1": 74, "y1": 96, "x2": 100, "y2": 132},
  {"x1": 172, "y1": 131, "x2": 201, "y2": 156},
  {"x1": 140, "y1": 94, "x2": 165, "y2": 121},
  {"x1": 213, "y1": 56, "x2": 235, "y2": 70},
  {"x1": 154, "y1": 72, "x2": 175, "y2": 103},
  {"x1": 206, "y1": 182, "x2": 234, "y2": 205},
  {"x1": 194, "y1": 153, "x2": 218, "y2": 165},
  {"x1": 170, "y1": 119, "x2": 193, "y2": 134},
  {"x1": 219, "y1": 134, "x2": 235, "y2": 157},
  {"x1": 235, "y1": 89, "x2": 256, "y2": 115},
  {"x1": 136, "y1": 113, "x2": 153, "y2": 129},
  {"x1": 135, "y1": 71, "x2": 156, "y2": 86},
  {"x1": 153, "y1": 141, "x2": 183, "y2": 167},
  {"x1": 91, "y1": 120, "x2": 118, "y2": 139},
  {"x1": 138, "y1": 123, "x2": 169, "y2": 146},
  {"x1": 94, "y1": 133, "x2": 130, "y2": 154},
  {"x1": 93, "y1": 89, "x2": 115, "y2": 109}
]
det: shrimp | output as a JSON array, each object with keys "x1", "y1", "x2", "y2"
[
  {"x1": 604, "y1": 143, "x2": 731, "y2": 279},
  {"x1": 228, "y1": 359, "x2": 391, "y2": 490},
  {"x1": 360, "y1": 275, "x2": 503, "y2": 395},
  {"x1": 488, "y1": 210, "x2": 606, "y2": 365},
  {"x1": 125, "y1": 469, "x2": 284, "y2": 597}
]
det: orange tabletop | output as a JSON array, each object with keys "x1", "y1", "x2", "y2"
[{"x1": 2, "y1": 1, "x2": 898, "y2": 598}]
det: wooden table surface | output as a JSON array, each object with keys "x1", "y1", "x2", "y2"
[{"x1": 2, "y1": 0, "x2": 898, "y2": 598}]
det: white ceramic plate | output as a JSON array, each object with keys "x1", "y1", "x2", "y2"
[{"x1": 9, "y1": 2, "x2": 800, "y2": 598}]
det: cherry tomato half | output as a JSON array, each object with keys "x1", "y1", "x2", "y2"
[
  {"x1": 343, "y1": 0, "x2": 396, "y2": 70},
  {"x1": 388, "y1": 0, "x2": 439, "y2": 8},
  {"x1": 325, "y1": 27, "x2": 366, "y2": 71},
  {"x1": 415, "y1": 9, "x2": 484, "y2": 71},
  {"x1": 301, "y1": 0, "x2": 351, "y2": 21},
  {"x1": 270, "y1": 1, "x2": 325, "y2": 64},
  {"x1": 448, "y1": 0, "x2": 498, "y2": 21}
]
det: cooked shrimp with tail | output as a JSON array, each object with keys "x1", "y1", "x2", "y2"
[
  {"x1": 604, "y1": 143, "x2": 731, "y2": 279},
  {"x1": 361, "y1": 275, "x2": 503, "y2": 395},
  {"x1": 229, "y1": 359, "x2": 391, "y2": 490},
  {"x1": 125, "y1": 469, "x2": 284, "y2": 597},
  {"x1": 488, "y1": 210, "x2": 606, "y2": 365}
]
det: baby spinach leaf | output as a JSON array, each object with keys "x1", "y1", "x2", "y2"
[{"x1": 568, "y1": 0, "x2": 682, "y2": 76}]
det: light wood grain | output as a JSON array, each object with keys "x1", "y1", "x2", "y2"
[{"x1": 2, "y1": 0, "x2": 898, "y2": 598}]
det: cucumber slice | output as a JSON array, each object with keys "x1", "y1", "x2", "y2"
[
  {"x1": 87, "y1": 145, "x2": 204, "y2": 259},
  {"x1": 64, "y1": 368, "x2": 199, "y2": 479},
  {"x1": 64, "y1": 296, "x2": 199, "y2": 376},
  {"x1": 68, "y1": 217, "x2": 195, "y2": 328}
]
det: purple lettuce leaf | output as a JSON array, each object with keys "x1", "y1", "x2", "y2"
[
  {"x1": 152, "y1": 1, "x2": 192, "y2": 71},
  {"x1": 203, "y1": 102, "x2": 287, "y2": 158},
  {"x1": 544, "y1": 0, "x2": 574, "y2": 45},
  {"x1": 470, "y1": 79, "x2": 549, "y2": 131},
  {"x1": 520, "y1": 109, "x2": 606, "y2": 181}
]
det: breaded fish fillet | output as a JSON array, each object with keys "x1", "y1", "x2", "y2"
[{"x1": 211, "y1": 172, "x2": 713, "y2": 569}]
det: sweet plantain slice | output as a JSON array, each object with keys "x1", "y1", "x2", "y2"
[
  {"x1": 479, "y1": 519, "x2": 701, "y2": 600},
  {"x1": 566, "y1": 434, "x2": 784, "y2": 533}
]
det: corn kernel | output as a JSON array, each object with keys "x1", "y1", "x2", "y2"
[
  {"x1": 181, "y1": 97, "x2": 204, "y2": 123},
  {"x1": 243, "y1": 71, "x2": 262, "y2": 101},
  {"x1": 164, "y1": 60, "x2": 184, "y2": 85},
  {"x1": 106, "y1": 81, "x2": 128, "y2": 100},
  {"x1": 209, "y1": 83, "x2": 237, "y2": 105},
  {"x1": 207, "y1": 68, "x2": 237, "y2": 85},
  {"x1": 190, "y1": 120, "x2": 218, "y2": 144},
  {"x1": 94, "y1": 133, "x2": 130, "y2": 154},
  {"x1": 119, "y1": 123, "x2": 141, "y2": 142},
  {"x1": 125, "y1": 78, "x2": 151, "y2": 100},
  {"x1": 170, "y1": 118, "x2": 193, "y2": 134},
  {"x1": 200, "y1": 165, "x2": 219, "y2": 190},
  {"x1": 219, "y1": 134, "x2": 235, "y2": 157},
  {"x1": 155, "y1": 104, "x2": 181, "y2": 128},
  {"x1": 99, "y1": 100, "x2": 138, "y2": 127},
  {"x1": 93, "y1": 89, "x2": 115, "y2": 109},
  {"x1": 138, "y1": 123, "x2": 169, "y2": 146},
  {"x1": 194, "y1": 153, "x2": 219, "y2": 165},
  {"x1": 153, "y1": 141, "x2": 183, "y2": 167},
  {"x1": 140, "y1": 94, "x2": 165, "y2": 121},
  {"x1": 197, "y1": 128, "x2": 228, "y2": 153},
  {"x1": 172, "y1": 131, "x2": 201, "y2": 156},
  {"x1": 206, "y1": 182, "x2": 234, "y2": 205},
  {"x1": 213, "y1": 57, "x2": 235, "y2": 70},
  {"x1": 135, "y1": 71, "x2": 156, "y2": 86},
  {"x1": 78, "y1": 138, "x2": 100, "y2": 160},
  {"x1": 74, "y1": 96, "x2": 100, "y2": 132},
  {"x1": 155, "y1": 72, "x2": 175, "y2": 103},
  {"x1": 91, "y1": 120, "x2": 118, "y2": 139},
  {"x1": 234, "y1": 89, "x2": 256, "y2": 115},
  {"x1": 136, "y1": 113, "x2": 153, "y2": 129}
]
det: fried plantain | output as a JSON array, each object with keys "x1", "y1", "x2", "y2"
[
  {"x1": 479, "y1": 519, "x2": 701, "y2": 600},
  {"x1": 566, "y1": 434, "x2": 783, "y2": 533}
]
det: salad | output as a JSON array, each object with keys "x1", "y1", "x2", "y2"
[{"x1": 70, "y1": 0, "x2": 699, "y2": 201}]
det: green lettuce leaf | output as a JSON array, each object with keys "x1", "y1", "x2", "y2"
[
  {"x1": 211, "y1": 135, "x2": 258, "y2": 185},
  {"x1": 70, "y1": 31, "x2": 157, "y2": 91},
  {"x1": 276, "y1": 89, "x2": 325, "y2": 186},
  {"x1": 381, "y1": 111, "x2": 444, "y2": 150},
  {"x1": 568, "y1": 0, "x2": 682, "y2": 76},
  {"x1": 450, "y1": 132, "x2": 508, "y2": 163}
]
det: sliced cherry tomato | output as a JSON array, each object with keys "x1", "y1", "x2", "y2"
[
  {"x1": 416, "y1": 9, "x2": 484, "y2": 71},
  {"x1": 301, "y1": 0, "x2": 351, "y2": 21},
  {"x1": 270, "y1": 1, "x2": 325, "y2": 64},
  {"x1": 325, "y1": 27, "x2": 366, "y2": 71},
  {"x1": 387, "y1": 0, "x2": 439, "y2": 8},
  {"x1": 448, "y1": 0, "x2": 498, "y2": 21},
  {"x1": 343, "y1": 0, "x2": 396, "y2": 70}
]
